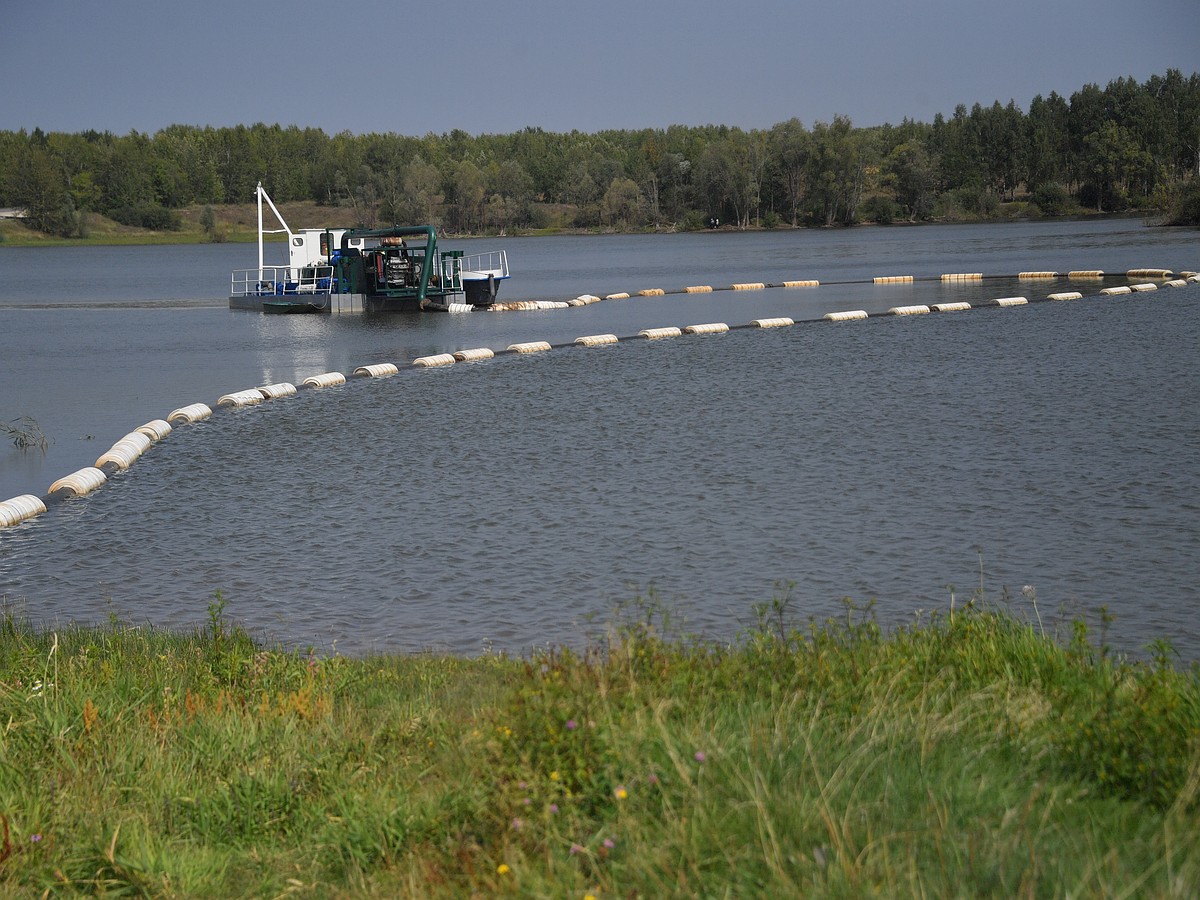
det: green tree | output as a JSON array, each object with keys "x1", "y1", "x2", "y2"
[
  {"x1": 600, "y1": 176, "x2": 644, "y2": 227},
  {"x1": 769, "y1": 118, "x2": 809, "y2": 226},
  {"x1": 884, "y1": 140, "x2": 937, "y2": 221},
  {"x1": 5, "y1": 142, "x2": 81, "y2": 236},
  {"x1": 1025, "y1": 92, "x2": 1071, "y2": 190},
  {"x1": 448, "y1": 160, "x2": 486, "y2": 233},
  {"x1": 806, "y1": 116, "x2": 864, "y2": 226},
  {"x1": 1080, "y1": 121, "x2": 1153, "y2": 210}
]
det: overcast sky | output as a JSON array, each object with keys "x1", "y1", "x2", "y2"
[{"x1": 1, "y1": 0, "x2": 1195, "y2": 137}]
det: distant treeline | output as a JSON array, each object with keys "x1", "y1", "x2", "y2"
[{"x1": 2, "y1": 69, "x2": 1198, "y2": 238}]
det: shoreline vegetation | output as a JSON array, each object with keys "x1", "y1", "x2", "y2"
[
  {"x1": 4, "y1": 70, "x2": 1199, "y2": 247},
  {"x1": 1, "y1": 594, "x2": 1196, "y2": 896},
  {"x1": 0, "y1": 202, "x2": 1176, "y2": 249}
]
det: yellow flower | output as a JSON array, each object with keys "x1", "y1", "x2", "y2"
[
  {"x1": 614, "y1": 786, "x2": 628, "y2": 800},
  {"x1": 497, "y1": 863, "x2": 511, "y2": 875},
  {"x1": 549, "y1": 771, "x2": 560, "y2": 781}
]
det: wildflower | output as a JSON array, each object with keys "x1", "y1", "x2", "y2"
[
  {"x1": 30, "y1": 834, "x2": 42, "y2": 843},
  {"x1": 694, "y1": 751, "x2": 706, "y2": 763},
  {"x1": 549, "y1": 803, "x2": 559, "y2": 814},
  {"x1": 511, "y1": 817, "x2": 523, "y2": 831},
  {"x1": 570, "y1": 843, "x2": 584, "y2": 855},
  {"x1": 614, "y1": 785, "x2": 628, "y2": 800},
  {"x1": 497, "y1": 863, "x2": 511, "y2": 875},
  {"x1": 603, "y1": 837, "x2": 615, "y2": 849},
  {"x1": 523, "y1": 797, "x2": 531, "y2": 806},
  {"x1": 550, "y1": 771, "x2": 560, "y2": 781},
  {"x1": 566, "y1": 719, "x2": 578, "y2": 730},
  {"x1": 647, "y1": 772, "x2": 659, "y2": 784}
]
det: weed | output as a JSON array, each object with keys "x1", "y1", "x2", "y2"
[{"x1": 1, "y1": 415, "x2": 49, "y2": 453}]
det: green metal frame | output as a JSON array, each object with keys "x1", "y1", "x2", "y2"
[{"x1": 335, "y1": 225, "x2": 463, "y2": 305}]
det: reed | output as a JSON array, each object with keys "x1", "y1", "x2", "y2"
[
  {"x1": 0, "y1": 593, "x2": 1196, "y2": 896},
  {"x1": 1, "y1": 415, "x2": 49, "y2": 453}
]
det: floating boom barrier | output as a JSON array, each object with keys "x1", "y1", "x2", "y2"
[
  {"x1": 2, "y1": 262, "x2": 1196, "y2": 528},
  {"x1": 482, "y1": 266, "x2": 1186, "y2": 312}
]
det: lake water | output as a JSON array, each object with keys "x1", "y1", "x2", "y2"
[{"x1": 1, "y1": 219, "x2": 1198, "y2": 659}]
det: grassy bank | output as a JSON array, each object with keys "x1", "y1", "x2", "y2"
[
  {"x1": 0, "y1": 199, "x2": 1125, "y2": 248},
  {"x1": 1, "y1": 597, "x2": 1197, "y2": 897}
]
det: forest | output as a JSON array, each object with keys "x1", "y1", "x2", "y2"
[{"x1": 2, "y1": 69, "x2": 1198, "y2": 238}]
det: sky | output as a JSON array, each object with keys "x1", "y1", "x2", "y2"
[{"x1": 1, "y1": 0, "x2": 1196, "y2": 138}]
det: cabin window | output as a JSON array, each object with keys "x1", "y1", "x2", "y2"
[{"x1": 292, "y1": 237, "x2": 303, "y2": 247}]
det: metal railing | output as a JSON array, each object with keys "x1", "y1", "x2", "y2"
[
  {"x1": 231, "y1": 265, "x2": 334, "y2": 297},
  {"x1": 459, "y1": 249, "x2": 509, "y2": 279}
]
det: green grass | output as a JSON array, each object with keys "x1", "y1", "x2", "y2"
[{"x1": 0, "y1": 594, "x2": 1197, "y2": 897}]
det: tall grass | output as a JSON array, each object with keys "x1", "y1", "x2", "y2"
[{"x1": 0, "y1": 593, "x2": 1196, "y2": 896}]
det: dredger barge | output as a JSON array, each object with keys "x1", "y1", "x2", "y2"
[{"x1": 229, "y1": 183, "x2": 509, "y2": 313}]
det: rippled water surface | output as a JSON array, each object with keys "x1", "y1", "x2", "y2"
[{"x1": 2, "y1": 221, "x2": 1198, "y2": 657}]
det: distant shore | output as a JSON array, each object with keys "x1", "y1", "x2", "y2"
[{"x1": 0, "y1": 200, "x2": 1152, "y2": 248}]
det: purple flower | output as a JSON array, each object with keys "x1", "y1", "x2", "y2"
[
  {"x1": 549, "y1": 803, "x2": 559, "y2": 814},
  {"x1": 570, "y1": 843, "x2": 584, "y2": 855},
  {"x1": 603, "y1": 837, "x2": 615, "y2": 849},
  {"x1": 647, "y1": 772, "x2": 659, "y2": 784},
  {"x1": 566, "y1": 719, "x2": 578, "y2": 730},
  {"x1": 30, "y1": 834, "x2": 42, "y2": 843},
  {"x1": 694, "y1": 751, "x2": 707, "y2": 763},
  {"x1": 511, "y1": 817, "x2": 523, "y2": 830}
]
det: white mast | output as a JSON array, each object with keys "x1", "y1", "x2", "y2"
[{"x1": 255, "y1": 181, "x2": 294, "y2": 283}]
